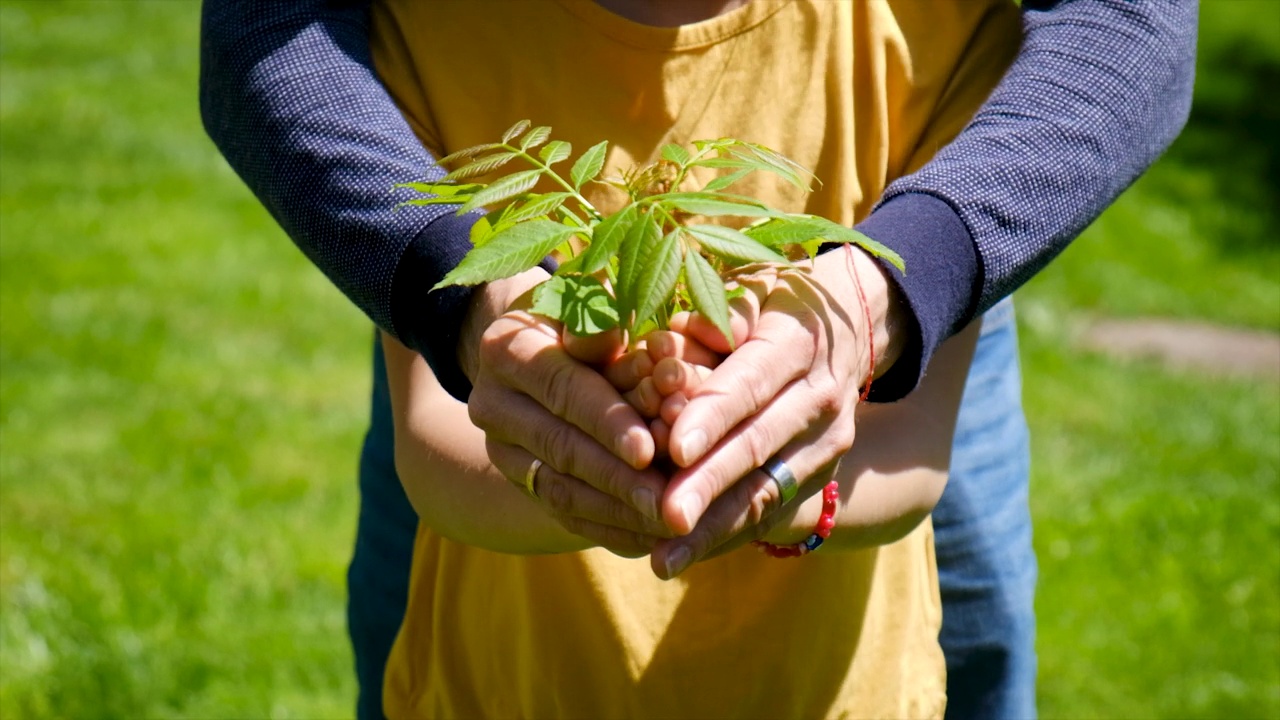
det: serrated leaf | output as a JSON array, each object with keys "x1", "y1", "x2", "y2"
[
  {"x1": 576, "y1": 203, "x2": 637, "y2": 275},
  {"x1": 442, "y1": 152, "x2": 518, "y2": 182},
  {"x1": 661, "y1": 143, "x2": 690, "y2": 166},
  {"x1": 571, "y1": 140, "x2": 609, "y2": 189},
  {"x1": 631, "y1": 229, "x2": 682, "y2": 331},
  {"x1": 743, "y1": 216, "x2": 829, "y2": 248},
  {"x1": 393, "y1": 181, "x2": 482, "y2": 196},
  {"x1": 790, "y1": 215, "x2": 905, "y2": 272},
  {"x1": 701, "y1": 168, "x2": 753, "y2": 192},
  {"x1": 520, "y1": 125, "x2": 552, "y2": 150},
  {"x1": 459, "y1": 169, "x2": 543, "y2": 213},
  {"x1": 434, "y1": 219, "x2": 580, "y2": 289},
  {"x1": 503, "y1": 192, "x2": 572, "y2": 224},
  {"x1": 689, "y1": 157, "x2": 757, "y2": 171},
  {"x1": 684, "y1": 250, "x2": 733, "y2": 348},
  {"x1": 847, "y1": 229, "x2": 905, "y2": 273},
  {"x1": 502, "y1": 119, "x2": 531, "y2": 143},
  {"x1": 539, "y1": 140, "x2": 572, "y2": 165},
  {"x1": 530, "y1": 275, "x2": 620, "y2": 336},
  {"x1": 728, "y1": 148, "x2": 809, "y2": 190},
  {"x1": 686, "y1": 224, "x2": 787, "y2": 265},
  {"x1": 435, "y1": 143, "x2": 500, "y2": 167},
  {"x1": 657, "y1": 193, "x2": 781, "y2": 219},
  {"x1": 614, "y1": 213, "x2": 661, "y2": 326},
  {"x1": 396, "y1": 196, "x2": 473, "y2": 208}
]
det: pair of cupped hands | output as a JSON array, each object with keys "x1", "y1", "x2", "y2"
[{"x1": 464, "y1": 248, "x2": 892, "y2": 579}]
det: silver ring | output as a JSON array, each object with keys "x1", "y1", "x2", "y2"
[
  {"x1": 761, "y1": 457, "x2": 798, "y2": 506},
  {"x1": 524, "y1": 458, "x2": 543, "y2": 500}
]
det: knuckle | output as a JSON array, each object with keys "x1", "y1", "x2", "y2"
[{"x1": 539, "y1": 421, "x2": 579, "y2": 473}]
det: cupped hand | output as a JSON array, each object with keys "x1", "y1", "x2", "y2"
[
  {"x1": 463, "y1": 272, "x2": 672, "y2": 557},
  {"x1": 647, "y1": 246, "x2": 906, "y2": 578}
]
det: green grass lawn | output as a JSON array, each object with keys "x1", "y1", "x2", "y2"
[{"x1": 1, "y1": 2, "x2": 1277, "y2": 719}]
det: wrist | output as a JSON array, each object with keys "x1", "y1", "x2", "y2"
[
  {"x1": 457, "y1": 268, "x2": 551, "y2": 381},
  {"x1": 812, "y1": 247, "x2": 911, "y2": 387}
]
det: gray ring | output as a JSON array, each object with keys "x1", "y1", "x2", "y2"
[{"x1": 761, "y1": 457, "x2": 798, "y2": 506}]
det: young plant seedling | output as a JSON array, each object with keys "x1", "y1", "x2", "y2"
[{"x1": 398, "y1": 119, "x2": 904, "y2": 348}]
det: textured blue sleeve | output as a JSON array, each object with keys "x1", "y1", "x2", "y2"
[
  {"x1": 856, "y1": 0, "x2": 1198, "y2": 400},
  {"x1": 198, "y1": 0, "x2": 480, "y2": 400}
]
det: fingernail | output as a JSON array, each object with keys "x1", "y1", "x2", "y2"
[
  {"x1": 663, "y1": 546, "x2": 692, "y2": 579},
  {"x1": 631, "y1": 486, "x2": 659, "y2": 521},
  {"x1": 676, "y1": 428, "x2": 708, "y2": 464},
  {"x1": 618, "y1": 426, "x2": 649, "y2": 468},
  {"x1": 677, "y1": 493, "x2": 704, "y2": 532}
]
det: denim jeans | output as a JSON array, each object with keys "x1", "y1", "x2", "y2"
[
  {"x1": 348, "y1": 300, "x2": 1036, "y2": 720},
  {"x1": 934, "y1": 298, "x2": 1037, "y2": 720}
]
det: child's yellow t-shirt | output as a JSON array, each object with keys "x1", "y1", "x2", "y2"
[{"x1": 370, "y1": 1, "x2": 1020, "y2": 717}]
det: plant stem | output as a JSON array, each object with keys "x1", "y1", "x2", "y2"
[{"x1": 504, "y1": 144, "x2": 603, "y2": 223}]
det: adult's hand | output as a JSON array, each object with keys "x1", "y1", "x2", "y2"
[
  {"x1": 649, "y1": 246, "x2": 911, "y2": 577},
  {"x1": 461, "y1": 269, "x2": 671, "y2": 557}
]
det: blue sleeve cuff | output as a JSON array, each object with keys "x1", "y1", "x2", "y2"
[{"x1": 852, "y1": 192, "x2": 979, "y2": 402}]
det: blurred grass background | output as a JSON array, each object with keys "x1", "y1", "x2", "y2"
[{"x1": 0, "y1": 1, "x2": 1276, "y2": 718}]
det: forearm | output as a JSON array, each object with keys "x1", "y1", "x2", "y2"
[
  {"x1": 855, "y1": 0, "x2": 1197, "y2": 399},
  {"x1": 199, "y1": 0, "x2": 479, "y2": 398},
  {"x1": 382, "y1": 332, "x2": 593, "y2": 555}
]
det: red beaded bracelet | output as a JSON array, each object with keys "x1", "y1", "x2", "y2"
[{"x1": 751, "y1": 480, "x2": 841, "y2": 558}]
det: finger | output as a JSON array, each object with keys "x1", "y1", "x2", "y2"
[
  {"x1": 470, "y1": 382, "x2": 666, "y2": 521},
  {"x1": 667, "y1": 305, "x2": 815, "y2": 468},
  {"x1": 562, "y1": 326, "x2": 626, "y2": 366},
  {"x1": 603, "y1": 346, "x2": 653, "y2": 392},
  {"x1": 485, "y1": 440, "x2": 669, "y2": 535},
  {"x1": 659, "y1": 391, "x2": 689, "y2": 427},
  {"x1": 662, "y1": 374, "x2": 848, "y2": 535},
  {"x1": 643, "y1": 329, "x2": 723, "y2": 369},
  {"x1": 651, "y1": 435, "x2": 841, "y2": 578},
  {"x1": 480, "y1": 312, "x2": 653, "y2": 469},
  {"x1": 653, "y1": 357, "x2": 712, "y2": 397},
  {"x1": 650, "y1": 418, "x2": 670, "y2": 461},
  {"x1": 622, "y1": 377, "x2": 662, "y2": 419},
  {"x1": 669, "y1": 285, "x2": 762, "y2": 355}
]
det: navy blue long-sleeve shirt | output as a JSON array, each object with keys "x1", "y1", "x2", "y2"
[{"x1": 199, "y1": 0, "x2": 1196, "y2": 402}]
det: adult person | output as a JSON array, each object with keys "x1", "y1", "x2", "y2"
[{"x1": 199, "y1": 1, "x2": 1196, "y2": 718}]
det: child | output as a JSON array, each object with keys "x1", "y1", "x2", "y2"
[{"x1": 371, "y1": 0, "x2": 1018, "y2": 716}]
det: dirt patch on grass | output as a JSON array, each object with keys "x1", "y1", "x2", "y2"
[{"x1": 1079, "y1": 318, "x2": 1280, "y2": 380}]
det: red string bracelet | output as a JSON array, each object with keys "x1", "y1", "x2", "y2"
[
  {"x1": 845, "y1": 243, "x2": 876, "y2": 401},
  {"x1": 752, "y1": 481, "x2": 840, "y2": 557}
]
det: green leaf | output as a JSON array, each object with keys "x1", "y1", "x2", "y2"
[
  {"x1": 539, "y1": 140, "x2": 572, "y2": 166},
  {"x1": 393, "y1": 181, "x2": 482, "y2": 196},
  {"x1": 396, "y1": 196, "x2": 473, "y2": 208},
  {"x1": 614, "y1": 213, "x2": 661, "y2": 326},
  {"x1": 661, "y1": 143, "x2": 690, "y2": 166},
  {"x1": 434, "y1": 219, "x2": 580, "y2": 289},
  {"x1": 743, "y1": 215, "x2": 829, "y2": 248},
  {"x1": 739, "y1": 141, "x2": 816, "y2": 189},
  {"x1": 656, "y1": 193, "x2": 781, "y2": 219},
  {"x1": 503, "y1": 192, "x2": 572, "y2": 224},
  {"x1": 520, "y1": 125, "x2": 552, "y2": 150},
  {"x1": 469, "y1": 216, "x2": 493, "y2": 247},
  {"x1": 576, "y1": 203, "x2": 637, "y2": 275},
  {"x1": 530, "y1": 275, "x2": 620, "y2": 336},
  {"x1": 789, "y1": 215, "x2": 906, "y2": 273},
  {"x1": 441, "y1": 152, "x2": 518, "y2": 182},
  {"x1": 688, "y1": 157, "x2": 756, "y2": 171},
  {"x1": 684, "y1": 250, "x2": 733, "y2": 348},
  {"x1": 631, "y1": 229, "x2": 683, "y2": 330},
  {"x1": 701, "y1": 168, "x2": 753, "y2": 192},
  {"x1": 571, "y1": 140, "x2": 609, "y2": 189},
  {"x1": 502, "y1": 119, "x2": 531, "y2": 144},
  {"x1": 435, "y1": 143, "x2": 500, "y2": 167},
  {"x1": 686, "y1": 224, "x2": 787, "y2": 265},
  {"x1": 847, "y1": 229, "x2": 905, "y2": 273},
  {"x1": 459, "y1": 169, "x2": 543, "y2": 213}
]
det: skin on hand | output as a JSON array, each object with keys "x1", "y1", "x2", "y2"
[
  {"x1": 643, "y1": 247, "x2": 912, "y2": 577},
  {"x1": 459, "y1": 270, "x2": 672, "y2": 553}
]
